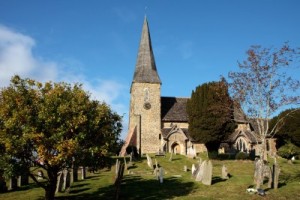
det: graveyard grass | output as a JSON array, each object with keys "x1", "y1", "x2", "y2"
[{"x1": 0, "y1": 154, "x2": 300, "y2": 200}]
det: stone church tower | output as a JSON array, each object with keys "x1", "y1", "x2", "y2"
[{"x1": 129, "y1": 17, "x2": 161, "y2": 154}]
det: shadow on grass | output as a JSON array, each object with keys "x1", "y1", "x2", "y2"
[
  {"x1": 212, "y1": 176, "x2": 227, "y2": 185},
  {"x1": 55, "y1": 175, "x2": 195, "y2": 200}
]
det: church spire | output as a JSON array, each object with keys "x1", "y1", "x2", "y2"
[{"x1": 132, "y1": 17, "x2": 161, "y2": 84}]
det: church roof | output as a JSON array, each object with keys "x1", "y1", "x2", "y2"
[
  {"x1": 132, "y1": 17, "x2": 161, "y2": 84},
  {"x1": 161, "y1": 97, "x2": 189, "y2": 122}
]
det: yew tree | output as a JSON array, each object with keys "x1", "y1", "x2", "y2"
[
  {"x1": 0, "y1": 75, "x2": 122, "y2": 200},
  {"x1": 228, "y1": 43, "x2": 300, "y2": 188},
  {"x1": 186, "y1": 79, "x2": 236, "y2": 154}
]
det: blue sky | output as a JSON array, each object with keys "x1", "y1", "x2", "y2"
[{"x1": 0, "y1": 0, "x2": 300, "y2": 138}]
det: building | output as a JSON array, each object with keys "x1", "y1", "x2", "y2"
[{"x1": 120, "y1": 17, "x2": 276, "y2": 157}]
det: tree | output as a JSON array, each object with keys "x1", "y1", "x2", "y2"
[
  {"x1": 228, "y1": 43, "x2": 300, "y2": 188},
  {"x1": 0, "y1": 75, "x2": 122, "y2": 200},
  {"x1": 270, "y1": 108, "x2": 300, "y2": 148},
  {"x1": 186, "y1": 79, "x2": 236, "y2": 154}
]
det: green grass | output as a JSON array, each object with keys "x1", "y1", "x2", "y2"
[{"x1": 1, "y1": 154, "x2": 300, "y2": 200}]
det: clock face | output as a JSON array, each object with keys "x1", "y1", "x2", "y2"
[{"x1": 143, "y1": 102, "x2": 151, "y2": 110}]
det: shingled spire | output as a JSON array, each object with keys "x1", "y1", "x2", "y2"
[{"x1": 132, "y1": 17, "x2": 161, "y2": 84}]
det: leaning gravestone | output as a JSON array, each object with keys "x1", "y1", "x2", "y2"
[
  {"x1": 146, "y1": 154, "x2": 153, "y2": 169},
  {"x1": 192, "y1": 164, "x2": 199, "y2": 178},
  {"x1": 195, "y1": 160, "x2": 207, "y2": 182},
  {"x1": 202, "y1": 160, "x2": 213, "y2": 185},
  {"x1": 221, "y1": 165, "x2": 229, "y2": 179}
]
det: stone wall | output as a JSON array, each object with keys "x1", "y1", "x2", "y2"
[{"x1": 129, "y1": 82, "x2": 161, "y2": 154}]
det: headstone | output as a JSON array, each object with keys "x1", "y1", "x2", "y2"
[
  {"x1": 195, "y1": 160, "x2": 207, "y2": 181},
  {"x1": 191, "y1": 164, "x2": 196, "y2": 175},
  {"x1": 72, "y1": 166, "x2": 78, "y2": 183},
  {"x1": 21, "y1": 173, "x2": 29, "y2": 186},
  {"x1": 17, "y1": 176, "x2": 21, "y2": 187},
  {"x1": 184, "y1": 165, "x2": 187, "y2": 172},
  {"x1": 9, "y1": 177, "x2": 17, "y2": 190},
  {"x1": 62, "y1": 169, "x2": 71, "y2": 191},
  {"x1": 158, "y1": 167, "x2": 164, "y2": 183},
  {"x1": 192, "y1": 164, "x2": 199, "y2": 178},
  {"x1": 272, "y1": 164, "x2": 280, "y2": 189},
  {"x1": 80, "y1": 166, "x2": 86, "y2": 180},
  {"x1": 55, "y1": 172, "x2": 64, "y2": 193},
  {"x1": 201, "y1": 160, "x2": 213, "y2": 185},
  {"x1": 221, "y1": 165, "x2": 229, "y2": 179},
  {"x1": 37, "y1": 170, "x2": 44, "y2": 180},
  {"x1": 0, "y1": 174, "x2": 7, "y2": 192},
  {"x1": 115, "y1": 159, "x2": 120, "y2": 175},
  {"x1": 123, "y1": 157, "x2": 128, "y2": 170},
  {"x1": 146, "y1": 154, "x2": 153, "y2": 169},
  {"x1": 169, "y1": 152, "x2": 173, "y2": 161}
]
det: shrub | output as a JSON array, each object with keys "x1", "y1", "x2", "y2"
[
  {"x1": 235, "y1": 152, "x2": 249, "y2": 160},
  {"x1": 277, "y1": 142, "x2": 300, "y2": 159}
]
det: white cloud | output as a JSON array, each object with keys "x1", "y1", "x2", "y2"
[
  {"x1": 0, "y1": 24, "x2": 129, "y2": 139},
  {"x1": 0, "y1": 25, "x2": 58, "y2": 87}
]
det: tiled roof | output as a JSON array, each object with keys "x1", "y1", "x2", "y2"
[
  {"x1": 132, "y1": 17, "x2": 161, "y2": 84},
  {"x1": 161, "y1": 97, "x2": 189, "y2": 122}
]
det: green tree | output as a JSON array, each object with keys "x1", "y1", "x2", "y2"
[
  {"x1": 0, "y1": 76, "x2": 122, "y2": 200},
  {"x1": 186, "y1": 79, "x2": 236, "y2": 154},
  {"x1": 228, "y1": 43, "x2": 300, "y2": 188},
  {"x1": 270, "y1": 108, "x2": 300, "y2": 148}
]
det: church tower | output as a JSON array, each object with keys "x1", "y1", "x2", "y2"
[{"x1": 129, "y1": 17, "x2": 161, "y2": 154}]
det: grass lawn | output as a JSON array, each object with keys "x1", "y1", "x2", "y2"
[{"x1": 0, "y1": 154, "x2": 299, "y2": 200}]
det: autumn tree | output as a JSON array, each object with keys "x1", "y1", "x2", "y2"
[
  {"x1": 0, "y1": 76, "x2": 122, "y2": 200},
  {"x1": 186, "y1": 79, "x2": 236, "y2": 154},
  {"x1": 228, "y1": 43, "x2": 300, "y2": 188}
]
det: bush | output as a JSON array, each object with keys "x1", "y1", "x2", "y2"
[
  {"x1": 235, "y1": 152, "x2": 249, "y2": 160},
  {"x1": 277, "y1": 142, "x2": 300, "y2": 159},
  {"x1": 217, "y1": 153, "x2": 235, "y2": 160}
]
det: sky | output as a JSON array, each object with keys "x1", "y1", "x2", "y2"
[{"x1": 0, "y1": 0, "x2": 300, "y2": 139}]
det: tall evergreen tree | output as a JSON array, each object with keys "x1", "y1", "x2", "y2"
[{"x1": 186, "y1": 79, "x2": 236, "y2": 153}]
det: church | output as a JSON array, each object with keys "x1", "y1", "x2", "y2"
[{"x1": 120, "y1": 17, "x2": 277, "y2": 157}]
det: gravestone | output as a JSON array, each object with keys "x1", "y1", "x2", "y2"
[
  {"x1": 80, "y1": 166, "x2": 86, "y2": 180},
  {"x1": 37, "y1": 170, "x2": 44, "y2": 180},
  {"x1": 192, "y1": 164, "x2": 199, "y2": 178},
  {"x1": 114, "y1": 163, "x2": 125, "y2": 200},
  {"x1": 62, "y1": 169, "x2": 71, "y2": 191},
  {"x1": 158, "y1": 167, "x2": 164, "y2": 183},
  {"x1": 202, "y1": 160, "x2": 213, "y2": 185},
  {"x1": 169, "y1": 152, "x2": 173, "y2": 161},
  {"x1": 184, "y1": 165, "x2": 187, "y2": 172},
  {"x1": 195, "y1": 160, "x2": 207, "y2": 181},
  {"x1": 221, "y1": 165, "x2": 229, "y2": 179},
  {"x1": 9, "y1": 177, "x2": 17, "y2": 190},
  {"x1": 123, "y1": 157, "x2": 128, "y2": 170},
  {"x1": 56, "y1": 172, "x2": 64, "y2": 193},
  {"x1": 146, "y1": 154, "x2": 153, "y2": 169},
  {"x1": 191, "y1": 164, "x2": 196, "y2": 175},
  {"x1": 272, "y1": 163, "x2": 280, "y2": 189},
  {"x1": 0, "y1": 174, "x2": 7, "y2": 192},
  {"x1": 72, "y1": 166, "x2": 78, "y2": 182},
  {"x1": 115, "y1": 159, "x2": 120, "y2": 175}
]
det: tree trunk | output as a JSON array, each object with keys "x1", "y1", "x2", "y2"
[
  {"x1": 45, "y1": 183, "x2": 56, "y2": 200},
  {"x1": 44, "y1": 169, "x2": 58, "y2": 200}
]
